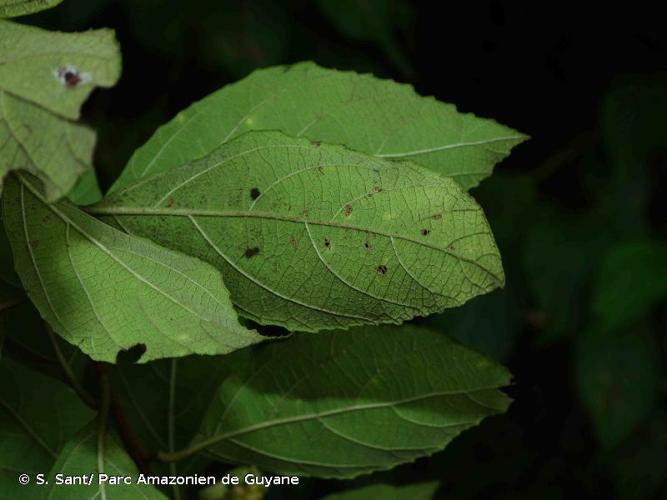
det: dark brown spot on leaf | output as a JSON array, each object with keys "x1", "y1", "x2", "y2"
[
  {"x1": 343, "y1": 204, "x2": 353, "y2": 217},
  {"x1": 250, "y1": 187, "x2": 260, "y2": 200},
  {"x1": 324, "y1": 238, "x2": 331, "y2": 248},
  {"x1": 421, "y1": 228, "x2": 430, "y2": 236},
  {"x1": 311, "y1": 140, "x2": 321, "y2": 147},
  {"x1": 244, "y1": 247, "x2": 260, "y2": 258},
  {"x1": 377, "y1": 264, "x2": 388, "y2": 275},
  {"x1": 166, "y1": 198, "x2": 174, "y2": 208},
  {"x1": 364, "y1": 241, "x2": 372, "y2": 250},
  {"x1": 289, "y1": 235, "x2": 298, "y2": 250}
]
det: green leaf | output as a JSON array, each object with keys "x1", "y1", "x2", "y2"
[
  {"x1": 0, "y1": 293, "x2": 90, "y2": 385},
  {"x1": 111, "y1": 62, "x2": 526, "y2": 193},
  {"x1": 0, "y1": 358, "x2": 94, "y2": 499},
  {"x1": 2, "y1": 174, "x2": 264, "y2": 363},
  {"x1": 111, "y1": 357, "x2": 237, "y2": 499},
  {"x1": 592, "y1": 240, "x2": 667, "y2": 332},
  {"x1": 0, "y1": 211, "x2": 20, "y2": 287},
  {"x1": 95, "y1": 131, "x2": 504, "y2": 332},
  {"x1": 0, "y1": 0, "x2": 62, "y2": 18},
  {"x1": 112, "y1": 357, "x2": 229, "y2": 454},
  {"x1": 44, "y1": 424, "x2": 167, "y2": 500},
  {"x1": 597, "y1": 77, "x2": 667, "y2": 237},
  {"x1": 68, "y1": 169, "x2": 104, "y2": 206},
  {"x1": 0, "y1": 20, "x2": 121, "y2": 200},
  {"x1": 522, "y1": 209, "x2": 608, "y2": 342},
  {"x1": 185, "y1": 324, "x2": 511, "y2": 478},
  {"x1": 323, "y1": 481, "x2": 439, "y2": 500},
  {"x1": 576, "y1": 327, "x2": 660, "y2": 448},
  {"x1": 425, "y1": 287, "x2": 519, "y2": 362}
]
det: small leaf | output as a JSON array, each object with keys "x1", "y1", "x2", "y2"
[
  {"x1": 0, "y1": 0, "x2": 62, "y2": 18},
  {"x1": 0, "y1": 20, "x2": 121, "y2": 200},
  {"x1": 2, "y1": 174, "x2": 264, "y2": 363},
  {"x1": 576, "y1": 327, "x2": 660, "y2": 448},
  {"x1": 112, "y1": 62, "x2": 526, "y2": 193},
  {"x1": 95, "y1": 131, "x2": 504, "y2": 332},
  {"x1": 44, "y1": 424, "x2": 167, "y2": 499},
  {"x1": 0, "y1": 358, "x2": 94, "y2": 499},
  {"x1": 592, "y1": 240, "x2": 667, "y2": 331},
  {"x1": 323, "y1": 482, "x2": 439, "y2": 500},
  {"x1": 188, "y1": 324, "x2": 511, "y2": 478}
]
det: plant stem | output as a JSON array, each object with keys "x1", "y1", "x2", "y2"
[
  {"x1": 96, "y1": 364, "x2": 111, "y2": 500},
  {"x1": 168, "y1": 359, "x2": 182, "y2": 500},
  {"x1": 45, "y1": 324, "x2": 97, "y2": 409},
  {"x1": 109, "y1": 385, "x2": 154, "y2": 475}
]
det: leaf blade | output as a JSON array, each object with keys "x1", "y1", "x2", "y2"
[
  {"x1": 45, "y1": 424, "x2": 168, "y2": 499},
  {"x1": 112, "y1": 62, "x2": 526, "y2": 192},
  {"x1": 96, "y1": 131, "x2": 504, "y2": 331},
  {"x1": 0, "y1": 0, "x2": 62, "y2": 18},
  {"x1": 189, "y1": 324, "x2": 511, "y2": 478},
  {"x1": 0, "y1": 20, "x2": 121, "y2": 200},
  {"x1": 0, "y1": 358, "x2": 94, "y2": 499},
  {"x1": 2, "y1": 174, "x2": 264, "y2": 363}
]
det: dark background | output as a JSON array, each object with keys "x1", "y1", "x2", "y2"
[{"x1": 25, "y1": 1, "x2": 667, "y2": 498}]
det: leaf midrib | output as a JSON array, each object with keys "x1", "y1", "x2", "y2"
[
  {"x1": 87, "y1": 206, "x2": 502, "y2": 285},
  {"x1": 17, "y1": 175, "x2": 210, "y2": 318},
  {"x1": 193, "y1": 385, "x2": 504, "y2": 456}
]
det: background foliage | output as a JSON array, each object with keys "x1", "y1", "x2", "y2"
[{"x1": 4, "y1": 1, "x2": 667, "y2": 499}]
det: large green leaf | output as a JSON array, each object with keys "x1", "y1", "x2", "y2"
[
  {"x1": 2, "y1": 174, "x2": 263, "y2": 363},
  {"x1": 44, "y1": 424, "x2": 167, "y2": 500},
  {"x1": 182, "y1": 325, "x2": 511, "y2": 478},
  {"x1": 94, "y1": 131, "x2": 504, "y2": 332},
  {"x1": 0, "y1": 0, "x2": 62, "y2": 18},
  {"x1": 0, "y1": 358, "x2": 94, "y2": 499},
  {"x1": 0, "y1": 20, "x2": 121, "y2": 200},
  {"x1": 111, "y1": 62, "x2": 526, "y2": 193},
  {"x1": 323, "y1": 482, "x2": 439, "y2": 500}
]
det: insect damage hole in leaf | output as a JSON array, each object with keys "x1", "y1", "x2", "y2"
[
  {"x1": 114, "y1": 343, "x2": 147, "y2": 364},
  {"x1": 54, "y1": 65, "x2": 90, "y2": 88}
]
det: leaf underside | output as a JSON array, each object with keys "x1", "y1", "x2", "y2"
[
  {"x1": 113, "y1": 61, "x2": 526, "y2": 193},
  {"x1": 0, "y1": 20, "x2": 121, "y2": 200},
  {"x1": 96, "y1": 131, "x2": 504, "y2": 332},
  {"x1": 0, "y1": 358, "x2": 94, "y2": 499},
  {"x1": 192, "y1": 324, "x2": 511, "y2": 478},
  {"x1": 45, "y1": 424, "x2": 167, "y2": 499},
  {"x1": 2, "y1": 174, "x2": 263, "y2": 363},
  {"x1": 0, "y1": 0, "x2": 62, "y2": 18}
]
